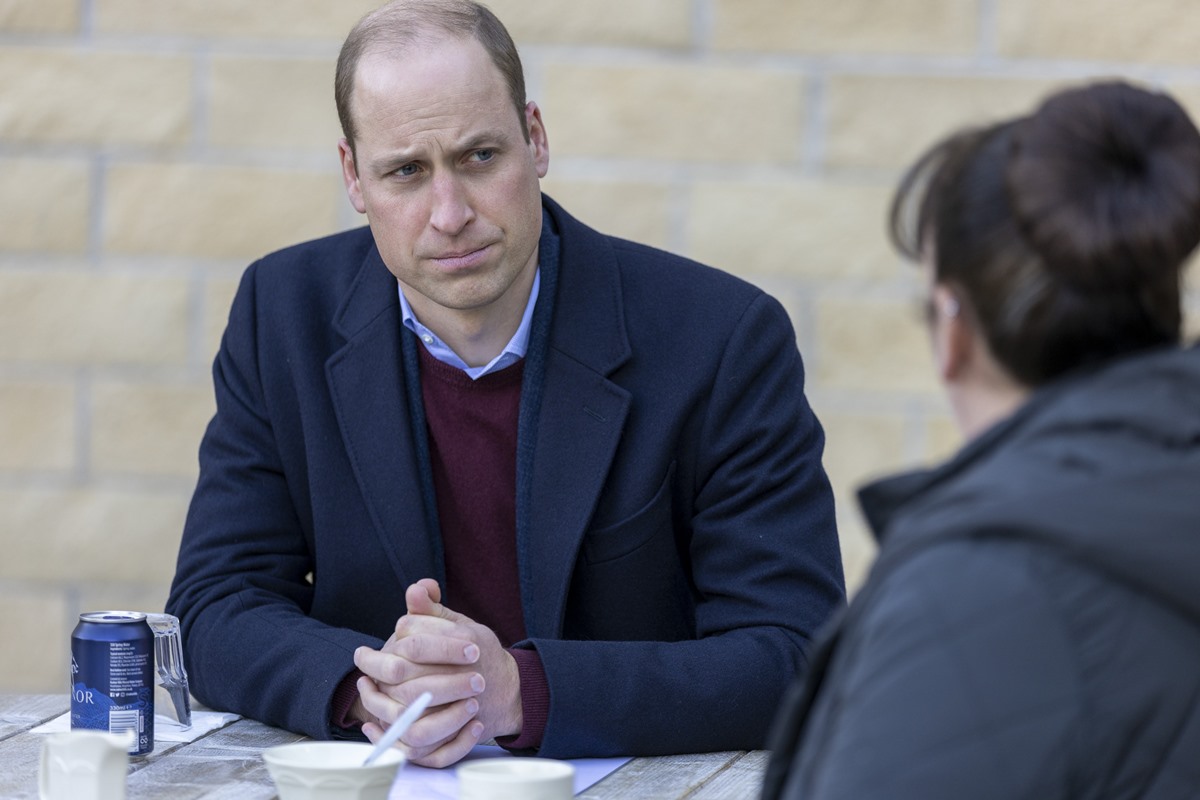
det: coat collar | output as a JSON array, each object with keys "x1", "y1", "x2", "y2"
[{"x1": 540, "y1": 194, "x2": 631, "y2": 375}]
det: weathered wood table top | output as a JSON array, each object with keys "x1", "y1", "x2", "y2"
[{"x1": 0, "y1": 693, "x2": 766, "y2": 798}]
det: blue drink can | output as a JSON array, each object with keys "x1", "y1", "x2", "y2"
[{"x1": 70, "y1": 611, "x2": 155, "y2": 755}]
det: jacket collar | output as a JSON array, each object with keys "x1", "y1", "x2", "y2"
[
  {"x1": 541, "y1": 194, "x2": 631, "y2": 375},
  {"x1": 859, "y1": 343, "x2": 1200, "y2": 544}
]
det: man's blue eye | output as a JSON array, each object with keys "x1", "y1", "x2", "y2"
[
  {"x1": 396, "y1": 164, "x2": 419, "y2": 177},
  {"x1": 473, "y1": 149, "x2": 495, "y2": 162}
]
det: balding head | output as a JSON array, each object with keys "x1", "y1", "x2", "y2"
[{"x1": 335, "y1": 0, "x2": 528, "y2": 156}]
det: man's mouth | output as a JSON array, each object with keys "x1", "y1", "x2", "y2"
[{"x1": 427, "y1": 244, "x2": 492, "y2": 269}]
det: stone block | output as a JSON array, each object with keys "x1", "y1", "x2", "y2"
[
  {"x1": 713, "y1": 0, "x2": 976, "y2": 55},
  {"x1": 204, "y1": 277, "x2": 242, "y2": 362},
  {"x1": 103, "y1": 163, "x2": 341, "y2": 259},
  {"x1": 836, "y1": 498, "x2": 878, "y2": 596},
  {"x1": 0, "y1": 157, "x2": 90, "y2": 254},
  {"x1": 76, "y1": 584, "x2": 173, "y2": 619},
  {"x1": 0, "y1": 270, "x2": 189, "y2": 365},
  {"x1": 0, "y1": 488, "x2": 189, "y2": 583},
  {"x1": 826, "y1": 75, "x2": 1058, "y2": 171},
  {"x1": 208, "y1": 56, "x2": 342, "y2": 151},
  {"x1": 687, "y1": 180, "x2": 899, "y2": 281},
  {"x1": 0, "y1": 380, "x2": 75, "y2": 472},
  {"x1": 0, "y1": 588, "x2": 70, "y2": 692},
  {"x1": 539, "y1": 179, "x2": 671, "y2": 250},
  {"x1": 93, "y1": 0, "x2": 379, "y2": 39},
  {"x1": 815, "y1": 294, "x2": 941, "y2": 393},
  {"x1": 810, "y1": 406, "x2": 910, "y2": 592},
  {"x1": 91, "y1": 382, "x2": 214, "y2": 478},
  {"x1": 489, "y1": 0, "x2": 690, "y2": 47},
  {"x1": 998, "y1": 0, "x2": 1200, "y2": 64},
  {"x1": 544, "y1": 63, "x2": 804, "y2": 164},
  {"x1": 925, "y1": 413, "x2": 962, "y2": 463},
  {"x1": 815, "y1": 407, "x2": 909, "y2": 492},
  {"x1": 0, "y1": 49, "x2": 190, "y2": 146},
  {"x1": 0, "y1": 0, "x2": 79, "y2": 33}
]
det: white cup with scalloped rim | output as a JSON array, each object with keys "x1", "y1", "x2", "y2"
[
  {"x1": 457, "y1": 758, "x2": 575, "y2": 800},
  {"x1": 262, "y1": 741, "x2": 405, "y2": 800}
]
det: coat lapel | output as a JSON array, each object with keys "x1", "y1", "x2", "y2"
[
  {"x1": 325, "y1": 246, "x2": 440, "y2": 590},
  {"x1": 519, "y1": 200, "x2": 632, "y2": 638}
]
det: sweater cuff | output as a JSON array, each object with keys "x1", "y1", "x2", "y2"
[
  {"x1": 495, "y1": 646, "x2": 548, "y2": 752},
  {"x1": 330, "y1": 668, "x2": 365, "y2": 735}
]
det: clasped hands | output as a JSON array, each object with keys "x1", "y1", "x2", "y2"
[{"x1": 350, "y1": 578, "x2": 523, "y2": 767}]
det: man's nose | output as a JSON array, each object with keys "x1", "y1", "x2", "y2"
[{"x1": 428, "y1": 173, "x2": 475, "y2": 235}]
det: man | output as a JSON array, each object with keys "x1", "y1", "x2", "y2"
[{"x1": 167, "y1": 0, "x2": 843, "y2": 768}]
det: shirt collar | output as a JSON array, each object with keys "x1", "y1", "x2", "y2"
[{"x1": 398, "y1": 268, "x2": 540, "y2": 380}]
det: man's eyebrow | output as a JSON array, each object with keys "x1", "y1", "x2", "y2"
[
  {"x1": 365, "y1": 130, "x2": 515, "y2": 175},
  {"x1": 367, "y1": 151, "x2": 420, "y2": 176},
  {"x1": 459, "y1": 130, "x2": 512, "y2": 151}
]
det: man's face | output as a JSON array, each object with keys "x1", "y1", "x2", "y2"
[{"x1": 339, "y1": 36, "x2": 549, "y2": 328}]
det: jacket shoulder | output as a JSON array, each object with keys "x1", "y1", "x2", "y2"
[
  {"x1": 252, "y1": 226, "x2": 376, "y2": 282},
  {"x1": 546, "y1": 194, "x2": 766, "y2": 313},
  {"x1": 786, "y1": 539, "x2": 1081, "y2": 799},
  {"x1": 608, "y1": 235, "x2": 765, "y2": 308}
]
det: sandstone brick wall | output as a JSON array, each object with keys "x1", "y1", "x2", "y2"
[{"x1": 2, "y1": 0, "x2": 1198, "y2": 692}]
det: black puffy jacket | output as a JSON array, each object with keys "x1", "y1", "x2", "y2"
[{"x1": 763, "y1": 344, "x2": 1200, "y2": 800}]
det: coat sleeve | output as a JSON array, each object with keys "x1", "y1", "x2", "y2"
[
  {"x1": 165, "y1": 263, "x2": 382, "y2": 739},
  {"x1": 527, "y1": 291, "x2": 846, "y2": 757},
  {"x1": 781, "y1": 540, "x2": 1082, "y2": 800}
]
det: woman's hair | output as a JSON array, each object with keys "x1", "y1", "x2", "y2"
[{"x1": 890, "y1": 81, "x2": 1200, "y2": 386}]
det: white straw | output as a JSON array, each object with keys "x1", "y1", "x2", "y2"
[{"x1": 362, "y1": 691, "x2": 433, "y2": 766}]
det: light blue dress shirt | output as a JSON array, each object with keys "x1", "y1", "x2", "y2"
[{"x1": 397, "y1": 268, "x2": 540, "y2": 380}]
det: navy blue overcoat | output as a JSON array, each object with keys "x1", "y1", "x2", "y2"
[{"x1": 167, "y1": 196, "x2": 844, "y2": 757}]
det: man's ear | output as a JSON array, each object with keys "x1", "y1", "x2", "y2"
[
  {"x1": 339, "y1": 138, "x2": 367, "y2": 214},
  {"x1": 524, "y1": 102, "x2": 550, "y2": 179}
]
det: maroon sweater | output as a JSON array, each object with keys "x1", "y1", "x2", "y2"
[
  {"x1": 420, "y1": 348, "x2": 527, "y2": 646},
  {"x1": 332, "y1": 346, "x2": 548, "y2": 750}
]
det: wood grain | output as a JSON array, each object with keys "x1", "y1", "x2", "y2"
[{"x1": 0, "y1": 694, "x2": 768, "y2": 799}]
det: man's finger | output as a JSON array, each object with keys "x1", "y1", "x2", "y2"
[
  {"x1": 355, "y1": 646, "x2": 409, "y2": 685},
  {"x1": 404, "y1": 581, "x2": 439, "y2": 617},
  {"x1": 356, "y1": 674, "x2": 404, "y2": 727},
  {"x1": 407, "y1": 718, "x2": 486, "y2": 768},
  {"x1": 415, "y1": 578, "x2": 441, "y2": 604},
  {"x1": 403, "y1": 696, "x2": 481, "y2": 749},
  {"x1": 391, "y1": 613, "x2": 465, "y2": 642},
  {"x1": 389, "y1": 633, "x2": 481, "y2": 666},
  {"x1": 377, "y1": 669, "x2": 485, "y2": 709},
  {"x1": 361, "y1": 718, "x2": 385, "y2": 744},
  {"x1": 404, "y1": 580, "x2": 467, "y2": 624},
  {"x1": 355, "y1": 645, "x2": 458, "y2": 685}
]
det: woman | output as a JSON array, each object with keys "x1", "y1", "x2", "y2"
[{"x1": 762, "y1": 81, "x2": 1200, "y2": 799}]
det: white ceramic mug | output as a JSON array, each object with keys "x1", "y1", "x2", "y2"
[
  {"x1": 457, "y1": 758, "x2": 575, "y2": 800},
  {"x1": 39, "y1": 730, "x2": 131, "y2": 800}
]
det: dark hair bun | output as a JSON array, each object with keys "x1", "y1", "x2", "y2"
[{"x1": 1006, "y1": 81, "x2": 1200, "y2": 292}]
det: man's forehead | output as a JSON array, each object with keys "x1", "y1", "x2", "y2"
[
  {"x1": 352, "y1": 37, "x2": 503, "y2": 112},
  {"x1": 356, "y1": 32, "x2": 487, "y2": 86}
]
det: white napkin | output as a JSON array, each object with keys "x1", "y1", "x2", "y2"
[
  {"x1": 31, "y1": 710, "x2": 240, "y2": 744},
  {"x1": 388, "y1": 744, "x2": 629, "y2": 800}
]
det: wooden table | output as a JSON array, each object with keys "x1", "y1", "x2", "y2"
[{"x1": 0, "y1": 694, "x2": 767, "y2": 799}]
